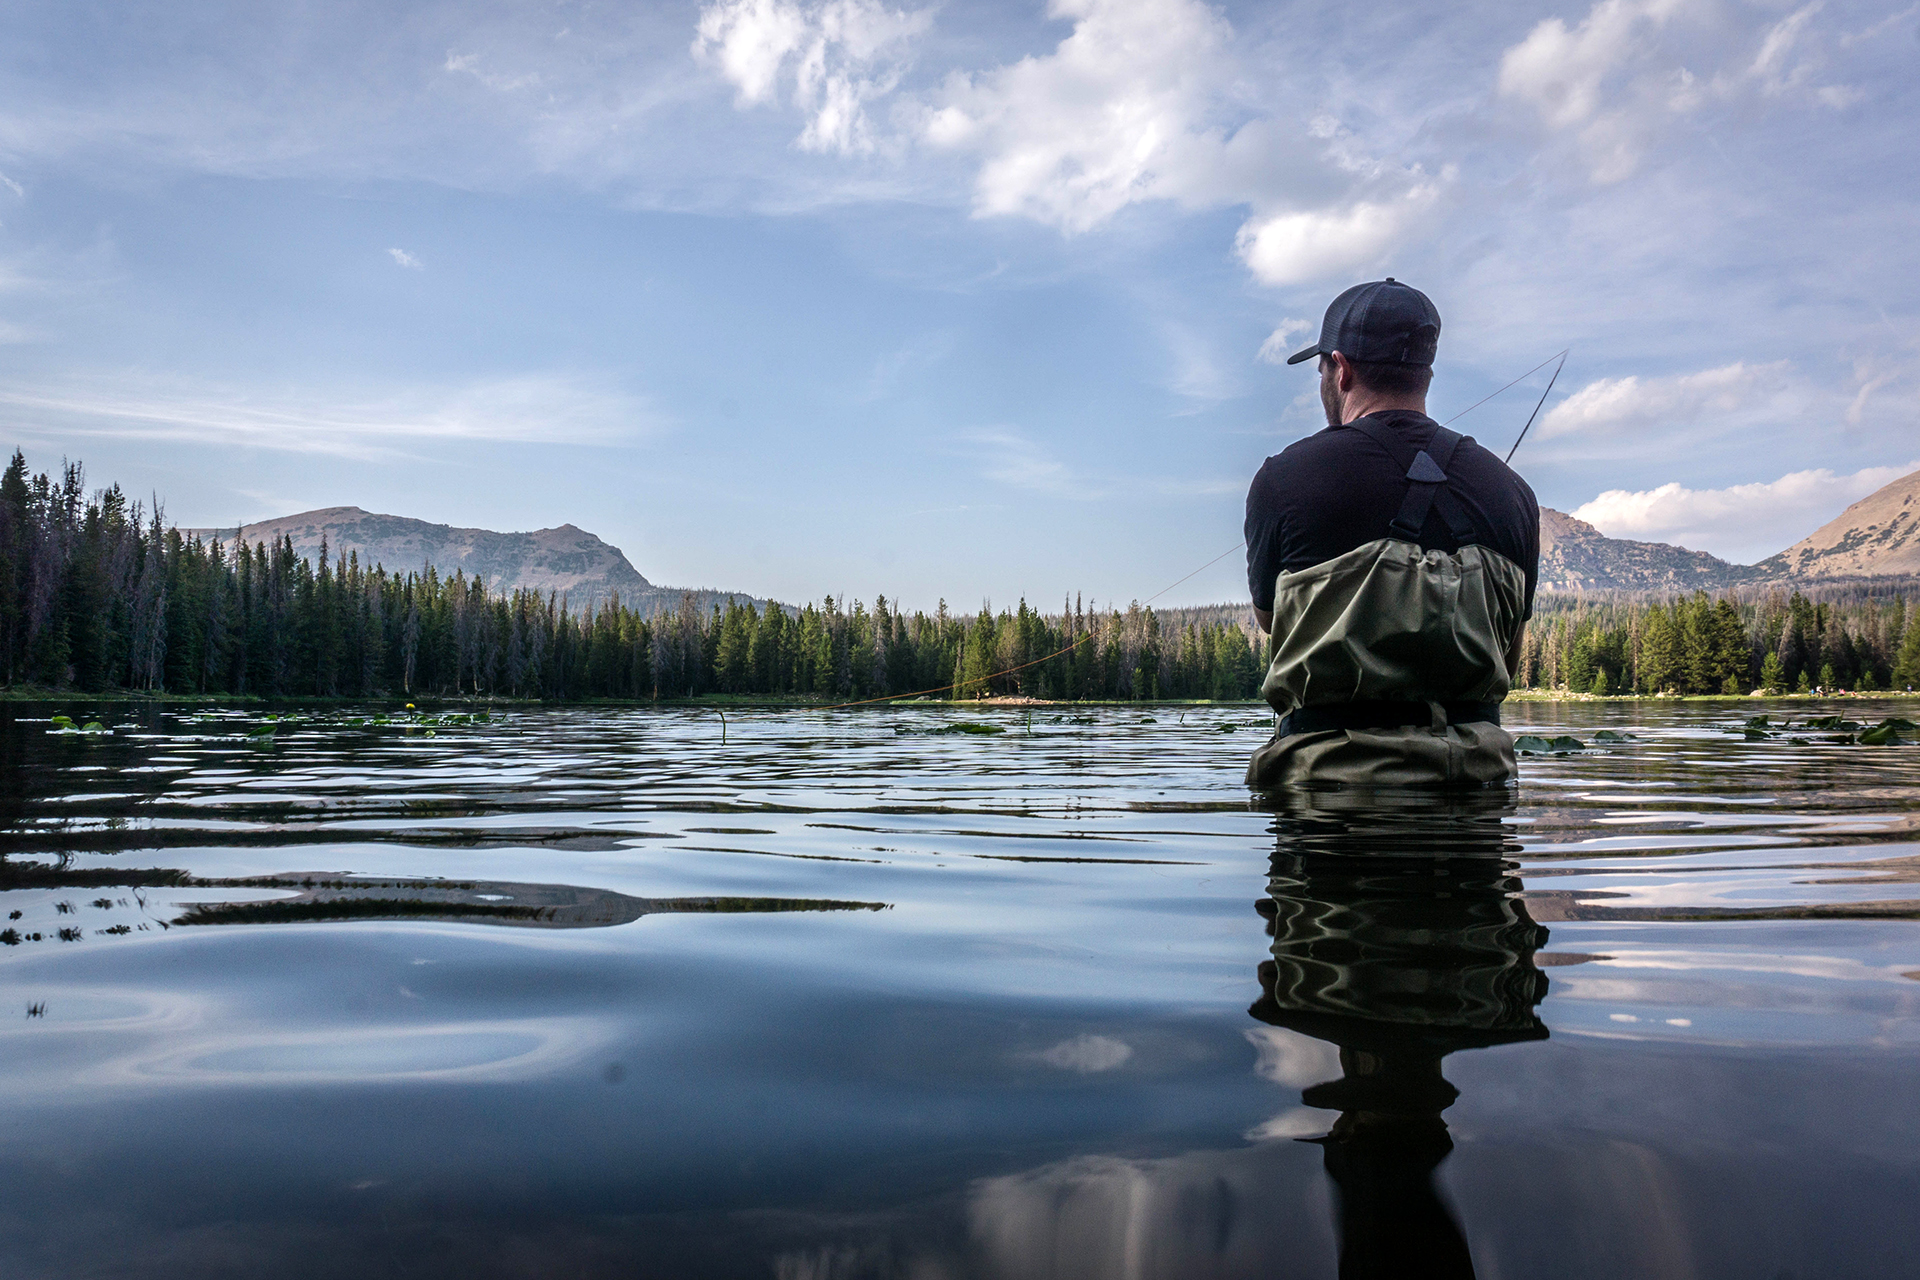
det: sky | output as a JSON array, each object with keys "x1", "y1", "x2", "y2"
[{"x1": 0, "y1": 0, "x2": 1915, "y2": 610}]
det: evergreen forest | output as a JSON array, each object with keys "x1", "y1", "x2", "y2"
[
  {"x1": 0, "y1": 454, "x2": 1264, "y2": 701},
  {"x1": 3, "y1": 452, "x2": 1918, "y2": 702},
  {"x1": 1521, "y1": 591, "x2": 1920, "y2": 695}
]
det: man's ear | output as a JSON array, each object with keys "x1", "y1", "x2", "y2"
[{"x1": 1329, "y1": 351, "x2": 1354, "y2": 394}]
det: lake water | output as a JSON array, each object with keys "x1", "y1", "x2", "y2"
[{"x1": 1, "y1": 699, "x2": 1917, "y2": 1279}]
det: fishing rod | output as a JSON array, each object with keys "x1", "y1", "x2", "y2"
[{"x1": 1498, "y1": 349, "x2": 1567, "y2": 464}]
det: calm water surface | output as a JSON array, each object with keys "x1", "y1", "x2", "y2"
[{"x1": 1, "y1": 700, "x2": 1917, "y2": 1279}]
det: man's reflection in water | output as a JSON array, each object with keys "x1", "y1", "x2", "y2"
[{"x1": 1248, "y1": 792, "x2": 1549, "y2": 1280}]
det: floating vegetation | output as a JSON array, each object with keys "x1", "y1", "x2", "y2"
[
  {"x1": 1860, "y1": 719, "x2": 1916, "y2": 746},
  {"x1": 0, "y1": 930, "x2": 17, "y2": 946},
  {"x1": 897, "y1": 722, "x2": 1006, "y2": 736},
  {"x1": 45, "y1": 715, "x2": 109, "y2": 736},
  {"x1": 1592, "y1": 730, "x2": 1636, "y2": 742},
  {"x1": 1736, "y1": 714, "x2": 1913, "y2": 745},
  {"x1": 56, "y1": 927, "x2": 82, "y2": 942},
  {"x1": 1514, "y1": 734, "x2": 1587, "y2": 755},
  {"x1": 232, "y1": 709, "x2": 493, "y2": 743}
]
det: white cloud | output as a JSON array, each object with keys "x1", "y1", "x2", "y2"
[
  {"x1": 1539, "y1": 361, "x2": 1790, "y2": 439},
  {"x1": 387, "y1": 247, "x2": 423, "y2": 269},
  {"x1": 1032, "y1": 1034, "x2": 1132, "y2": 1072},
  {"x1": 1235, "y1": 183, "x2": 1441, "y2": 286},
  {"x1": 1243, "y1": 1108, "x2": 1330, "y2": 1141},
  {"x1": 0, "y1": 372, "x2": 655, "y2": 461},
  {"x1": 912, "y1": 0, "x2": 1441, "y2": 283},
  {"x1": 1499, "y1": 0, "x2": 1852, "y2": 182},
  {"x1": 693, "y1": 0, "x2": 933, "y2": 154},
  {"x1": 924, "y1": 0, "x2": 1236, "y2": 232},
  {"x1": 1243, "y1": 1027, "x2": 1338, "y2": 1086},
  {"x1": 1571, "y1": 460, "x2": 1920, "y2": 561},
  {"x1": 1256, "y1": 319, "x2": 1312, "y2": 364},
  {"x1": 1499, "y1": 0, "x2": 1689, "y2": 132}
]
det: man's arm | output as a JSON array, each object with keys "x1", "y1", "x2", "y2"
[{"x1": 1246, "y1": 459, "x2": 1282, "y2": 640}]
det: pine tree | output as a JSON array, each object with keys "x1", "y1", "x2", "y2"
[
  {"x1": 1639, "y1": 608, "x2": 1679, "y2": 695},
  {"x1": 1894, "y1": 605, "x2": 1920, "y2": 690}
]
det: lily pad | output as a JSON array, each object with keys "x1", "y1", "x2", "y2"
[
  {"x1": 1803, "y1": 716, "x2": 1862, "y2": 731},
  {"x1": 1514, "y1": 734, "x2": 1586, "y2": 755},
  {"x1": 1592, "y1": 729, "x2": 1636, "y2": 742},
  {"x1": 1859, "y1": 719, "x2": 1912, "y2": 746}
]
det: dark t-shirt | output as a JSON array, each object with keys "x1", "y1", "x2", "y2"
[{"x1": 1244, "y1": 410, "x2": 1540, "y2": 617}]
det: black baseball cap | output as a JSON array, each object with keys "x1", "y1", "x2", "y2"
[{"x1": 1285, "y1": 278, "x2": 1441, "y2": 367}]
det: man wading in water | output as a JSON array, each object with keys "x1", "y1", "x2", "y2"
[{"x1": 1244, "y1": 279, "x2": 1539, "y2": 789}]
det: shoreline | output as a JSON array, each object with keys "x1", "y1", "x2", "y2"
[{"x1": 3, "y1": 687, "x2": 1916, "y2": 709}]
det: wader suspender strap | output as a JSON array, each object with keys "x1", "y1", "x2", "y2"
[{"x1": 1346, "y1": 417, "x2": 1477, "y2": 543}]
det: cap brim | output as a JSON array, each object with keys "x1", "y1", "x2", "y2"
[{"x1": 1284, "y1": 343, "x2": 1322, "y2": 366}]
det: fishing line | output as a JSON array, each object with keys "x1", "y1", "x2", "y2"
[
  {"x1": 1502, "y1": 349, "x2": 1566, "y2": 464},
  {"x1": 1440, "y1": 348, "x2": 1568, "y2": 433}
]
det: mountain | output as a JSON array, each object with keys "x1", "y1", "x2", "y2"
[
  {"x1": 1536, "y1": 507, "x2": 1763, "y2": 593},
  {"x1": 1752, "y1": 469, "x2": 1920, "y2": 581},
  {"x1": 191, "y1": 507, "x2": 670, "y2": 611}
]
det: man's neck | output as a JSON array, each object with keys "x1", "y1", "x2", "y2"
[{"x1": 1340, "y1": 392, "x2": 1427, "y2": 424}]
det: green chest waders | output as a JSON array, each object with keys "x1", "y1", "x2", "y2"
[{"x1": 1247, "y1": 421, "x2": 1527, "y2": 791}]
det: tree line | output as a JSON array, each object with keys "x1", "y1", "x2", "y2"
[
  {"x1": 9, "y1": 452, "x2": 1917, "y2": 703},
  {"x1": 0, "y1": 453, "x2": 1266, "y2": 701},
  {"x1": 1521, "y1": 590, "x2": 1920, "y2": 694}
]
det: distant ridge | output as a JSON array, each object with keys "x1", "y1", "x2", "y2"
[
  {"x1": 1753, "y1": 468, "x2": 1920, "y2": 580},
  {"x1": 188, "y1": 507, "x2": 761, "y2": 616},
  {"x1": 1536, "y1": 507, "x2": 1763, "y2": 594},
  {"x1": 1536, "y1": 466, "x2": 1920, "y2": 594}
]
